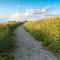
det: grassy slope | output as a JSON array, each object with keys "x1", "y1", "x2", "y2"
[
  {"x1": 23, "y1": 16, "x2": 60, "y2": 58},
  {"x1": 0, "y1": 21, "x2": 22, "y2": 60}
]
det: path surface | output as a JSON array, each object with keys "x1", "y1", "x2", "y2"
[{"x1": 15, "y1": 26, "x2": 58, "y2": 60}]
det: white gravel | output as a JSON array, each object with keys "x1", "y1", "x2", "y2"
[{"x1": 14, "y1": 26, "x2": 59, "y2": 60}]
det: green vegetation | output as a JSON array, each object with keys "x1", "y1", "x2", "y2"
[
  {"x1": 23, "y1": 16, "x2": 60, "y2": 58},
  {"x1": 0, "y1": 21, "x2": 22, "y2": 60}
]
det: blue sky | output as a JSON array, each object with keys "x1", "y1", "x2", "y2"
[{"x1": 0, "y1": 0, "x2": 60, "y2": 22}]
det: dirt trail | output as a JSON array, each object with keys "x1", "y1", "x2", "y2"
[{"x1": 15, "y1": 26, "x2": 58, "y2": 60}]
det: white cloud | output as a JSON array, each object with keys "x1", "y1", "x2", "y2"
[
  {"x1": 24, "y1": 6, "x2": 50, "y2": 17},
  {"x1": 22, "y1": 7, "x2": 49, "y2": 21},
  {"x1": 0, "y1": 6, "x2": 51, "y2": 22},
  {"x1": 10, "y1": 13, "x2": 21, "y2": 18}
]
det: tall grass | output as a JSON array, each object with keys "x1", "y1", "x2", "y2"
[
  {"x1": 0, "y1": 21, "x2": 22, "y2": 60},
  {"x1": 23, "y1": 16, "x2": 60, "y2": 58}
]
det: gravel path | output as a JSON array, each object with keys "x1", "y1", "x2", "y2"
[{"x1": 14, "y1": 26, "x2": 58, "y2": 60}]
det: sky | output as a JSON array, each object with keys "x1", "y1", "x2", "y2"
[{"x1": 0, "y1": 0, "x2": 60, "y2": 22}]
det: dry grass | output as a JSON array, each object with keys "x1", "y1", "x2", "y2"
[{"x1": 23, "y1": 16, "x2": 60, "y2": 58}]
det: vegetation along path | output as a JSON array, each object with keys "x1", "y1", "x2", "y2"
[{"x1": 14, "y1": 26, "x2": 59, "y2": 60}]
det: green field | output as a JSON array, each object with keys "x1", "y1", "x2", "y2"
[
  {"x1": 0, "y1": 21, "x2": 22, "y2": 60},
  {"x1": 23, "y1": 16, "x2": 60, "y2": 58}
]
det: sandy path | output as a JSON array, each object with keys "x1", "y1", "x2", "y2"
[{"x1": 14, "y1": 26, "x2": 58, "y2": 60}]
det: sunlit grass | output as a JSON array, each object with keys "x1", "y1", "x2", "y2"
[{"x1": 23, "y1": 16, "x2": 60, "y2": 58}]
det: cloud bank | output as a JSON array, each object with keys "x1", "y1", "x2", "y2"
[{"x1": 0, "y1": 6, "x2": 59, "y2": 22}]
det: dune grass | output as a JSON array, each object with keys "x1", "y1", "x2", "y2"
[{"x1": 23, "y1": 16, "x2": 60, "y2": 58}]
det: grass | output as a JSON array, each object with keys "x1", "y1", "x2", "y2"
[
  {"x1": 23, "y1": 16, "x2": 60, "y2": 58},
  {"x1": 0, "y1": 21, "x2": 22, "y2": 60}
]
